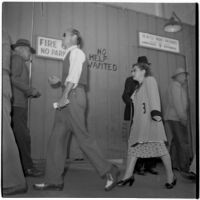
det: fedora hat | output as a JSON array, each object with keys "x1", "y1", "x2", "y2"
[
  {"x1": 11, "y1": 39, "x2": 36, "y2": 54},
  {"x1": 137, "y1": 56, "x2": 151, "y2": 65},
  {"x1": 172, "y1": 67, "x2": 189, "y2": 78}
]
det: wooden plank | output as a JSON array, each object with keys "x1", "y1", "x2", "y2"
[
  {"x1": 182, "y1": 24, "x2": 196, "y2": 153},
  {"x1": 127, "y1": 10, "x2": 138, "y2": 67},
  {"x1": 107, "y1": 5, "x2": 121, "y2": 158},
  {"x1": 60, "y1": 2, "x2": 73, "y2": 31},
  {"x1": 4, "y1": 3, "x2": 22, "y2": 41},
  {"x1": 137, "y1": 12, "x2": 148, "y2": 32},
  {"x1": 147, "y1": 15, "x2": 156, "y2": 34},
  {"x1": 18, "y1": 3, "x2": 33, "y2": 39},
  {"x1": 84, "y1": 3, "x2": 98, "y2": 140},
  {"x1": 138, "y1": 14, "x2": 151, "y2": 66},
  {"x1": 157, "y1": 51, "x2": 169, "y2": 110},
  {"x1": 71, "y1": 3, "x2": 85, "y2": 36},
  {"x1": 93, "y1": 3, "x2": 109, "y2": 155},
  {"x1": 118, "y1": 8, "x2": 130, "y2": 158}
]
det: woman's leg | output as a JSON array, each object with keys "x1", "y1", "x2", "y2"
[
  {"x1": 122, "y1": 155, "x2": 138, "y2": 180},
  {"x1": 160, "y1": 153, "x2": 174, "y2": 183}
]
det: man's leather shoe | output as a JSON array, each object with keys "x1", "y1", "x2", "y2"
[
  {"x1": 180, "y1": 171, "x2": 196, "y2": 180},
  {"x1": 105, "y1": 165, "x2": 120, "y2": 191},
  {"x1": 3, "y1": 185, "x2": 28, "y2": 196},
  {"x1": 24, "y1": 168, "x2": 43, "y2": 177},
  {"x1": 145, "y1": 168, "x2": 158, "y2": 175},
  {"x1": 33, "y1": 183, "x2": 64, "y2": 191}
]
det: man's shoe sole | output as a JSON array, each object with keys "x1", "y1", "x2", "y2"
[{"x1": 33, "y1": 184, "x2": 63, "y2": 191}]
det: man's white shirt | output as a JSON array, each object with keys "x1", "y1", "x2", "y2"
[{"x1": 63, "y1": 45, "x2": 85, "y2": 89}]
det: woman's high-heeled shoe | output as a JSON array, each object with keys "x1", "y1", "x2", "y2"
[
  {"x1": 165, "y1": 176, "x2": 177, "y2": 189},
  {"x1": 117, "y1": 175, "x2": 135, "y2": 187}
]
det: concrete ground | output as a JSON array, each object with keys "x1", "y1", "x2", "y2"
[{"x1": 5, "y1": 161, "x2": 197, "y2": 198}]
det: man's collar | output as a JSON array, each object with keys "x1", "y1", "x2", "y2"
[
  {"x1": 67, "y1": 45, "x2": 78, "y2": 52},
  {"x1": 63, "y1": 45, "x2": 78, "y2": 60}
]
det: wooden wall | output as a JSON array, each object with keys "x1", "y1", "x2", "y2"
[{"x1": 3, "y1": 2, "x2": 196, "y2": 160}]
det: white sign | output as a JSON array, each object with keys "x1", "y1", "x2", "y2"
[
  {"x1": 36, "y1": 36, "x2": 66, "y2": 60},
  {"x1": 139, "y1": 32, "x2": 180, "y2": 53}
]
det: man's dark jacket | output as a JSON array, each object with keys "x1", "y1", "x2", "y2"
[{"x1": 122, "y1": 76, "x2": 138, "y2": 121}]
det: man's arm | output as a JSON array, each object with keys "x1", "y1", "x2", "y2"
[
  {"x1": 171, "y1": 82, "x2": 187, "y2": 123},
  {"x1": 122, "y1": 78, "x2": 133, "y2": 104},
  {"x1": 56, "y1": 48, "x2": 85, "y2": 108},
  {"x1": 56, "y1": 81, "x2": 74, "y2": 108},
  {"x1": 11, "y1": 56, "x2": 33, "y2": 96},
  {"x1": 11, "y1": 56, "x2": 41, "y2": 97}
]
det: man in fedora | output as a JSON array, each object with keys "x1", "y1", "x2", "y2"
[
  {"x1": 122, "y1": 56, "x2": 158, "y2": 176},
  {"x1": 10, "y1": 39, "x2": 42, "y2": 177},
  {"x1": 164, "y1": 67, "x2": 192, "y2": 176}
]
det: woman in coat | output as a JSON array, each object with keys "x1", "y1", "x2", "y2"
[{"x1": 117, "y1": 62, "x2": 176, "y2": 189}]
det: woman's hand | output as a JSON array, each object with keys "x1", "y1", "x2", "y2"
[{"x1": 152, "y1": 115, "x2": 162, "y2": 122}]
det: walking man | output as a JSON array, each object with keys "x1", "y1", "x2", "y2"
[{"x1": 33, "y1": 28, "x2": 119, "y2": 191}]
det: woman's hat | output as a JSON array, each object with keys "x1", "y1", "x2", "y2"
[
  {"x1": 172, "y1": 67, "x2": 189, "y2": 78},
  {"x1": 11, "y1": 39, "x2": 36, "y2": 54},
  {"x1": 137, "y1": 56, "x2": 151, "y2": 65}
]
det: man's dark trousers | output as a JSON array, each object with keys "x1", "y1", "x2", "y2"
[
  {"x1": 167, "y1": 120, "x2": 191, "y2": 172},
  {"x1": 11, "y1": 106, "x2": 33, "y2": 171}
]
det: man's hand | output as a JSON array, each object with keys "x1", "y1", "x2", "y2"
[
  {"x1": 26, "y1": 88, "x2": 41, "y2": 98},
  {"x1": 48, "y1": 75, "x2": 61, "y2": 86},
  {"x1": 55, "y1": 96, "x2": 70, "y2": 110},
  {"x1": 30, "y1": 88, "x2": 41, "y2": 98},
  {"x1": 53, "y1": 81, "x2": 73, "y2": 110}
]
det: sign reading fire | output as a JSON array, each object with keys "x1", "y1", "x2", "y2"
[{"x1": 36, "y1": 36, "x2": 66, "y2": 60}]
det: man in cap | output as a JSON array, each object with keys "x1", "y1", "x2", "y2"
[
  {"x1": 10, "y1": 39, "x2": 42, "y2": 177},
  {"x1": 164, "y1": 67, "x2": 191, "y2": 176},
  {"x1": 122, "y1": 56, "x2": 158, "y2": 176}
]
